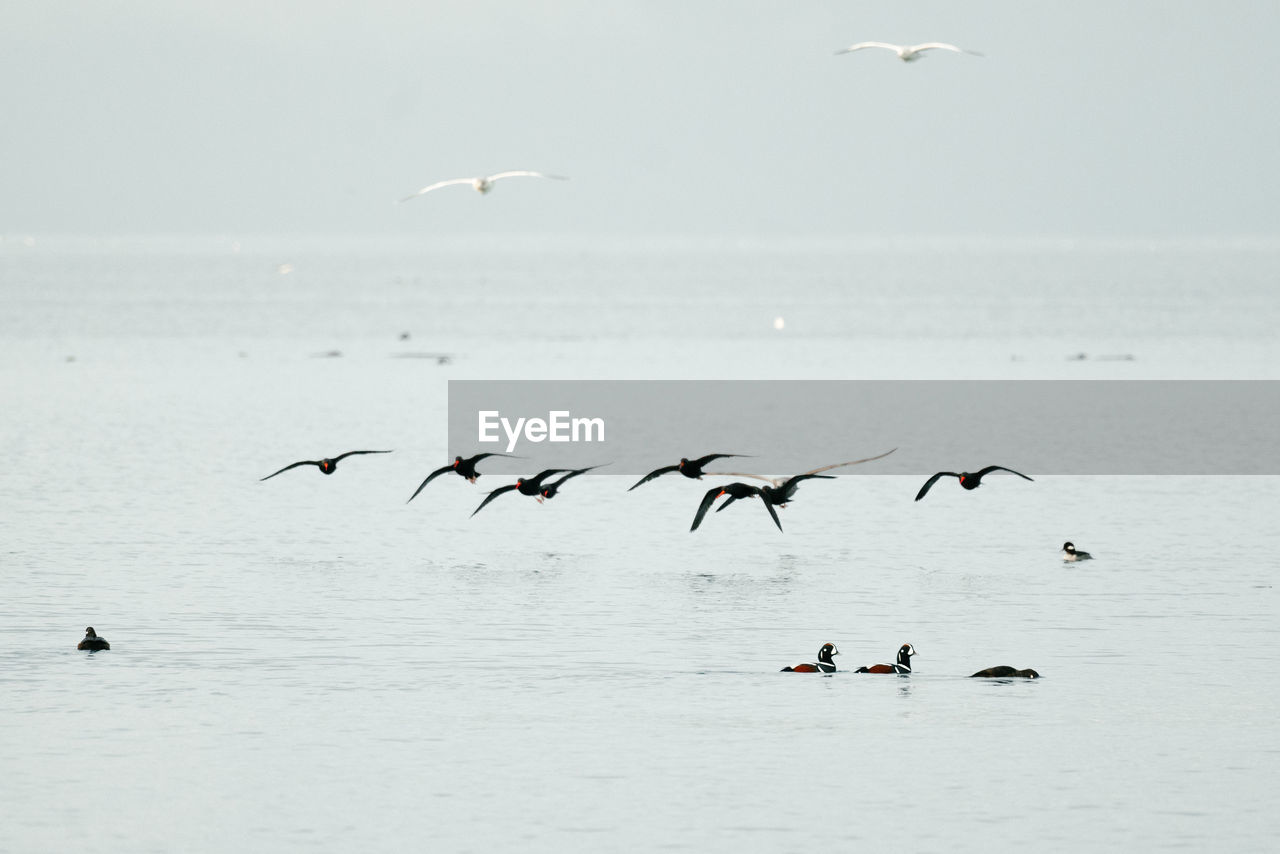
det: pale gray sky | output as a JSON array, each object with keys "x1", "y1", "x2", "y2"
[{"x1": 3, "y1": 1, "x2": 1277, "y2": 236}]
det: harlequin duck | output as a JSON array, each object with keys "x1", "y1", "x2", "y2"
[
  {"x1": 1061, "y1": 542, "x2": 1093, "y2": 561},
  {"x1": 855, "y1": 643, "x2": 915, "y2": 674},
  {"x1": 781, "y1": 643, "x2": 839, "y2": 673},
  {"x1": 971, "y1": 666, "x2": 1040, "y2": 678},
  {"x1": 77, "y1": 627, "x2": 110, "y2": 651}
]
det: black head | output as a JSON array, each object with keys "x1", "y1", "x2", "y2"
[
  {"x1": 1062, "y1": 541, "x2": 1076, "y2": 552},
  {"x1": 678, "y1": 458, "x2": 689, "y2": 467},
  {"x1": 1020, "y1": 669, "x2": 1041, "y2": 679},
  {"x1": 454, "y1": 456, "x2": 463, "y2": 466},
  {"x1": 85, "y1": 627, "x2": 97, "y2": 637},
  {"x1": 818, "y1": 642, "x2": 840, "y2": 662},
  {"x1": 898, "y1": 644, "x2": 916, "y2": 666}
]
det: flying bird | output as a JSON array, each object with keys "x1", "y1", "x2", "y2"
[
  {"x1": 913, "y1": 465, "x2": 1033, "y2": 501},
  {"x1": 539, "y1": 465, "x2": 607, "y2": 501},
  {"x1": 470, "y1": 469, "x2": 570, "y2": 517},
  {"x1": 399, "y1": 171, "x2": 568, "y2": 203},
  {"x1": 627, "y1": 453, "x2": 748, "y2": 491},
  {"x1": 690, "y1": 483, "x2": 780, "y2": 532},
  {"x1": 260, "y1": 450, "x2": 392, "y2": 481},
  {"x1": 713, "y1": 449, "x2": 898, "y2": 508},
  {"x1": 835, "y1": 41, "x2": 983, "y2": 62},
  {"x1": 406, "y1": 453, "x2": 517, "y2": 503}
]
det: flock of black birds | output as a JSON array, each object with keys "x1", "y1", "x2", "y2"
[
  {"x1": 72, "y1": 449, "x2": 1085, "y2": 670},
  {"x1": 255, "y1": 446, "x2": 1047, "y2": 533}
]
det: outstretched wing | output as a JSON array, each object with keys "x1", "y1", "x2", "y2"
[
  {"x1": 543, "y1": 464, "x2": 607, "y2": 492},
  {"x1": 799, "y1": 448, "x2": 897, "y2": 477},
  {"x1": 691, "y1": 453, "x2": 745, "y2": 468},
  {"x1": 260, "y1": 460, "x2": 317, "y2": 481},
  {"x1": 406, "y1": 463, "x2": 454, "y2": 503},
  {"x1": 709, "y1": 449, "x2": 897, "y2": 488},
  {"x1": 835, "y1": 41, "x2": 901, "y2": 55},
  {"x1": 470, "y1": 483, "x2": 519, "y2": 518},
  {"x1": 707, "y1": 472, "x2": 783, "y2": 487},
  {"x1": 776, "y1": 472, "x2": 837, "y2": 499},
  {"x1": 690, "y1": 486, "x2": 727, "y2": 532},
  {"x1": 467, "y1": 452, "x2": 515, "y2": 464},
  {"x1": 975, "y1": 465, "x2": 1034, "y2": 482},
  {"x1": 333, "y1": 450, "x2": 392, "y2": 463},
  {"x1": 526, "y1": 468, "x2": 572, "y2": 489},
  {"x1": 398, "y1": 178, "x2": 475, "y2": 202},
  {"x1": 911, "y1": 42, "x2": 981, "y2": 56},
  {"x1": 628, "y1": 464, "x2": 680, "y2": 491},
  {"x1": 760, "y1": 499, "x2": 783, "y2": 532},
  {"x1": 487, "y1": 171, "x2": 569, "y2": 182},
  {"x1": 914, "y1": 471, "x2": 959, "y2": 502}
]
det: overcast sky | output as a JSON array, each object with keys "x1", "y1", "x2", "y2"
[{"x1": 3, "y1": 1, "x2": 1277, "y2": 237}]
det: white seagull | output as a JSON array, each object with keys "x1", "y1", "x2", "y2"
[
  {"x1": 399, "y1": 171, "x2": 568, "y2": 203},
  {"x1": 835, "y1": 41, "x2": 983, "y2": 62}
]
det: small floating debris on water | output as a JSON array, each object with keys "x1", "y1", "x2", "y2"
[
  {"x1": 773, "y1": 316, "x2": 785, "y2": 331},
  {"x1": 399, "y1": 331, "x2": 411, "y2": 341},
  {"x1": 65, "y1": 355, "x2": 76, "y2": 363},
  {"x1": 277, "y1": 263, "x2": 295, "y2": 275},
  {"x1": 391, "y1": 352, "x2": 452, "y2": 365},
  {"x1": 311, "y1": 350, "x2": 343, "y2": 359},
  {"x1": 1067, "y1": 352, "x2": 1136, "y2": 361}
]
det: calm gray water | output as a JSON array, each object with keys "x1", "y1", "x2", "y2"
[{"x1": 2, "y1": 236, "x2": 1278, "y2": 853}]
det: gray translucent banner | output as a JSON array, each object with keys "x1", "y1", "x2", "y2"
[{"x1": 446, "y1": 381, "x2": 1278, "y2": 475}]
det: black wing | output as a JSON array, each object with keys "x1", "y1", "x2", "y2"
[
  {"x1": 260, "y1": 460, "x2": 318, "y2": 481},
  {"x1": 714, "y1": 494, "x2": 742, "y2": 513},
  {"x1": 975, "y1": 465, "x2": 1034, "y2": 482},
  {"x1": 526, "y1": 468, "x2": 571, "y2": 489},
  {"x1": 406, "y1": 463, "x2": 455, "y2": 503},
  {"x1": 776, "y1": 472, "x2": 837, "y2": 500},
  {"x1": 464, "y1": 452, "x2": 516, "y2": 464},
  {"x1": 914, "y1": 471, "x2": 959, "y2": 502},
  {"x1": 628, "y1": 464, "x2": 680, "y2": 491},
  {"x1": 544, "y1": 464, "x2": 607, "y2": 491},
  {"x1": 332, "y1": 449, "x2": 393, "y2": 463},
  {"x1": 690, "y1": 486, "x2": 728, "y2": 531},
  {"x1": 760, "y1": 498, "x2": 783, "y2": 532},
  {"x1": 470, "y1": 483, "x2": 519, "y2": 517},
  {"x1": 690, "y1": 453, "x2": 745, "y2": 468}
]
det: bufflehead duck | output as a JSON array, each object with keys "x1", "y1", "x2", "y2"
[
  {"x1": 781, "y1": 643, "x2": 840, "y2": 673},
  {"x1": 1062, "y1": 542, "x2": 1093, "y2": 561},
  {"x1": 260, "y1": 450, "x2": 392, "y2": 481},
  {"x1": 914, "y1": 466, "x2": 1033, "y2": 501},
  {"x1": 856, "y1": 643, "x2": 916, "y2": 674},
  {"x1": 77, "y1": 627, "x2": 110, "y2": 651}
]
